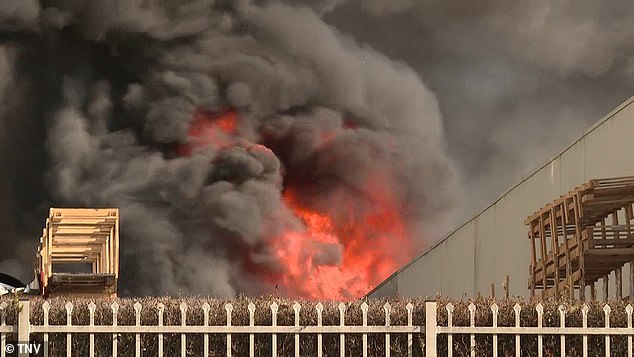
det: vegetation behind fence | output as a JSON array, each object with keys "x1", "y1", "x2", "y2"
[{"x1": 1, "y1": 296, "x2": 633, "y2": 356}]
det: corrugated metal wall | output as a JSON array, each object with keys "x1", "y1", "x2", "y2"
[{"x1": 369, "y1": 97, "x2": 634, "y2": 299}]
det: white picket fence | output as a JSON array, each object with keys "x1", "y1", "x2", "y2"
[
  {"x1": 439, "y1": 302, "x2": 634, "y2": 357},
  {"x1": 1, "y1": 299, "x2": 633, "y2": 357}
]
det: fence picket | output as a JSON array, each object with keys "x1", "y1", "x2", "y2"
[
  {"x1": 88, "y1": 302, "x2": 96, "y2": 357},
  {"x1": 225, "y1": 303, "x2": 233, "y2": 357},
  {"x1": 42, "y1": 301, "x2": 49, "y2": 357},
  {"x1": 446, "y1": 303, "x2": 453, "y2": 357},
  {"x1": 18, "y1": 299, "x2": 28, "y2": 355},
  {"x1": 384, "y1": 302, "x2": 391, "y2": 357},
  {"x1": 111, "y1": 302, "x2": 119, "y2": 357},
  {"x1": 468, "y1": 303, "x2": 475, "y2": 357},
  {"x1": 157, "y1": 303, "x2": 165, "y2": 357},
  {"x1": 316, "y1": 303, "x2": 324, "y2": 357},
  {"x1": 248, "y1": 302, "x2": 255, "y2": 357},
  {"x1": 513, "y1": 303, "x2": 521, "y2": 357},
  {"x1": 65, "y1": 302, "x2": 73, "y2": 357},
  {"x1": 582, "y1": 304, "x2": 588, "y2": 357},
  {"x1": 180, "y1": 302, "x2": 188, "y2": 357},
  {"x1": 603, "y1": 304, "x2": 611, "y2": 357},
  {"x1": 361, "y1": 302, "x2": 368, "y2": 357},
  {"x1": 491, "y1": 303, "x2": 498, "y2": 357},
  {"x1": 13, "y1": 299, "x2": 634, "y2": 356},
  {"x1": 406, "y1": 303, "x2": 413, "y2": 357},
  {"x1": 271, "y1": 302, "x2": 278, "y2": 357},
  {"x1": 202, "y1": 302, "x2": 210, "y2": 357},
  {"x1": 134, "y1": 302, "x2": 142, "y2": 357},
  {"x1": 559, "y1": 305, "x2": 566, "y2": 357},
  {"x1": 339, "y1": 303, "x2": 346, "y2": 357},
  {"x1": 536, "y1": 303, "x2": 543, "y2": 357},
  {"x1": 1, "y1": 301, "x2": 7, "y2": 357},
  {"x1": 293, "y1": 302, "x2": 301, "y2": 357},
  {"x1": 627, "y1": 304, "x2": 633, "y2": 357},
  {"x1": 426, "y1": 301, "x2": 437, "y2": 357}
]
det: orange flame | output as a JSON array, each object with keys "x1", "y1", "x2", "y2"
[
  {"x1": 180, "y1": 109, "x2": 413, "y2": 299},
  {"x1": 178, "y1": 109, "x2": 238, "y2": 155},
  {"x1": 275, "y1": 178, "x2": 411, "y2": 300}
]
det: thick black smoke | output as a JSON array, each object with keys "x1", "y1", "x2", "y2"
[{"x1": 0, "y1": 1, "x2": 459, "y2": 296}]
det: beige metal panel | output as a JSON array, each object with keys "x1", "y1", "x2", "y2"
[
  {"x1": 369, "y1": 274, "x2": 399, "y2": 298},
  {"x1": 491, "y1": 156, "x2": 571, "y2": 297},
  {"x1": 398, "y1": 241, "x2": 444, "y2": 297},
  {"x1": 584, "y1": 103, "x2": 634, "y2": 299},
  {"x1": 368, "y1": 98, "x2": 634, "y2": 299},
  {"x1": 492, "y1": 185, "x2": 531, "y2": 296},
  {"x1": 559, "y1": 140, "x2": 586, "y2": 194},
  {"x1": 523, "y1": 159, "x2": 562, "y2": 217},
  {"x1": 585, "y1": 103, "x2": 634, "y2": 178},
  {"x1": 474, "y1": 207, "x2": 495, "y2": 296},
  {"x1": 442, "y1": 221, "x2": 475, "y2": 297}
]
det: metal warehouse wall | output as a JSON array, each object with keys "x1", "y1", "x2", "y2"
[{"x1": 369, "y1": 96, "x2": 634, "y2": 299}]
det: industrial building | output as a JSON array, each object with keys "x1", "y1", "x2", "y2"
[{"x1": 368, "y1": 96, "x2": 634, "y2": 300}]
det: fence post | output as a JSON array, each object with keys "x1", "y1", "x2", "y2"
[
  {"x1": 270, "y1": 302, "x2": 278, "y2": 357},
  {"x1": 360, "y1": 302, "x2": 368, "y2": 357},
  {"x1": 338, "y1": 303, "x2": 346, "y2": 357},
  {"x1": 203, "y1": 302, "x2": 210, "y2": 357},
  {"x1": 316, "y1": 303, "x2": 323, "y2": 357},
  {"x1": 225, "y1": 303, "x2": 233, "y2": 357},
  {"x1": 134, "y1": 302, "x2": 141, "y2": 357},
  {"x1": 18, "y1": 299, "x2": 30, "y2": 357},
  {"x1": 111, "y1": 302, "x2": 119, "y2": 357},
  {"x1": 248, "y1": 302, "x2": 255, "y2": 357},
  {"x1": 384, "y1": 302, "x2": 392, "y2": 357},
  {"x1": 406, "y1": 303, "x2": 413, "y2": 357},
  {"x1": 425, "y1": 301, "x2": 437, "y2": 357},
  {"x1": 180, "y1": 302, "x2": 188, "y2": 357},
  {"x1": 1, "y1": 301, "x2": 7, "y2": 357},
  {"x1": 293, "y1": 302, "x2": 300, "y2": 357},
  {"x1": 468, "y1": 303, "x2": 476, "y2": 357}
]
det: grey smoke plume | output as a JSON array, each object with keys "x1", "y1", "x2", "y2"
[
  {"x1": 0, "y1": 1, "x2": 459, "y2": 297},
  {"x1": 326, "y1": 0, "x2": 634, "y2": 215}
]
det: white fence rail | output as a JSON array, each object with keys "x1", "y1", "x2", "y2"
[
  {"x1": 440, "y1": 302, "x2": 634, "y2": 357},
  {"x1": 1, "y1": 299, "x2": 633, "y2": 356}
]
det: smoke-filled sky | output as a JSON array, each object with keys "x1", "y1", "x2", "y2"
[
  {"x1": 322, "y1": 0, "x2": 634, "y2": 214},
  {"x1": 0, "y1": 0, "x2": 632, "y2": 298}
]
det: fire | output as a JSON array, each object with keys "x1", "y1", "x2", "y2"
[
  {"x1": 177, "y1": 109, "x2": 238, "y2": 155},
  {"x1": 180, "y1": 109, "x2": 413, "y2": 299},
  {"x1": 277, "y1": 180, "x2": 411, "y2": 300}
]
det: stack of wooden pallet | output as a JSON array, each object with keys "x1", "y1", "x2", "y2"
[
  {"x1": 526, "y1": 176, "x2": 634, "y2": 300},
  {"x1": 37, "y1": 208, "x2": 119, "y2": 297}
]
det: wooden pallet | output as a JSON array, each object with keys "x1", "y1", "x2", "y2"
[
  {"x1": 47, "y1": 273, "x2": 117, "y2": 297},
  {"x1": 526, "y1": 177, "x2": 634, "y2": 300},
  {"x1": 37, "y1": 208, "x2": 119, "y2": 297}
]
